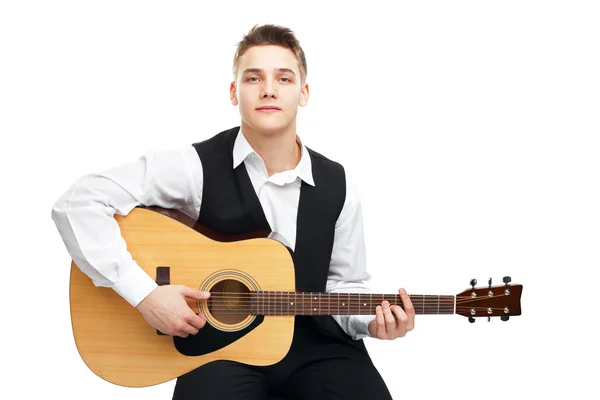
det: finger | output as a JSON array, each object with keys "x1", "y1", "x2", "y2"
[
  {"x1": 399, "y1": 288, "x2": 415, "y2": 331},
  {"x1": 185, "y1": 311, "x2": 207, "y2": 330},
  {"x1": 391, "y1": 305, "x2": 408, "y2": 337},
  {"x1": 382, "y1": 301, "x2": 396, "y2": 339},
  {"x1": 180, "y1": 286, "x2": 211, "y2": 300},
  {"x1": 381, "y1": 301, "x2": 396, "y2": 339},
  {"x1": 375, "y1": 305, "x2": 386, "y2": 338},
  {"x1": 171, "y1": 318, "x2": 199, "y2": 336}
]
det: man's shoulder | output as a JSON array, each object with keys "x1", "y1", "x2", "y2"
[
  {"x1": 305, "y1": 146, "x2": 347, "y2": 189},
  {"x1": 306, "y1": 146, "x2": 344, "y2": 170},
  {"x1": 192, "y1": 126, "x2": 240, "y2": 148}
]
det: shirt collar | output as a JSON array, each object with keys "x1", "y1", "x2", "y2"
[{"x1": 232, "y1": 128, "x2": 315, "y2": 186}]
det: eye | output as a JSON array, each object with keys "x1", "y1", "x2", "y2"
[
  {"x1": 280, "y1": 77, "x2": 291, "y2": 82},
  {"x1": 246, "y1": 77, "x2": 258, "y2": 82}
]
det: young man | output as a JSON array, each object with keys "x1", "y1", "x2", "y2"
[{"x1": 52, "y1": 24, "x2": 415, "y2": 399}]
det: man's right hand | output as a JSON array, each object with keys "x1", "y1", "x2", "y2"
[{"x1": 135, "y1": 285, "x2": 211, "y2": 337}]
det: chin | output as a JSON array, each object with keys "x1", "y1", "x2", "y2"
[{"x1": 245, "y1": 116, "x2": 291, "y2": 135}]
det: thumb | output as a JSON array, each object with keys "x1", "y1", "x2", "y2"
[{"x1": 180, "y1": 286, "x2": 211, "y2": 300}]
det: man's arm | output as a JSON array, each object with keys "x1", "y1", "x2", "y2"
[
  {"x1": 51, "y1": 145, "x2": 208, "y2": 336},
  {"x1": 327, "y1": 174, "x2": 416, "y2": 341},
  {"x1": 327, "y1": 174, "x2": 374, "y2": 340}
]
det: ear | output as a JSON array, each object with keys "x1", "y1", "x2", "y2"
[
  {"x1": 299, "y1": 82, "x2": 309, "y2": 107},
  {"x1": 230, "y1": 81, "x2": 238, "y2": 106}
]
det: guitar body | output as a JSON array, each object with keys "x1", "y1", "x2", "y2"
[{"x1": 69, "y1": 207, "x2": 296, "y2": 387}]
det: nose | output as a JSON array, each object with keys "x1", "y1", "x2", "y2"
[{"x1": 260, "y1": 78, "x2": 277, "y2": 99}]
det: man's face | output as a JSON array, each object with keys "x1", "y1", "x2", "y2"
[{"x1": 230, "y1": 45, "x2": 309, "y2": 135}]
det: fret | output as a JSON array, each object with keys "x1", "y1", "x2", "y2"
[
  {"x1": 347, "y1": 293, "x2": 351, "y2": 315},
  {"x1": 437, "y1": 295, "x2": 440, "y2": 314},
  {"x1": 359, "y1": 293, "x2": 363, "y2": 315},
  {"x1": 328, "y1": 291, "x2": 331, "y2": 315},
  {"x1": 422, "y1": 295, "x2": 425, "y2": 315},
  {"x1": 314, "y1": 293, "x2": 323, "y2": 315},
  {"x1": 317, "y1": 293, "x2": 321, "y2": 314},
  {"x1": 350, "y1": 293, "x2": 359, "y2": 315},
  {"x1": 294, "y1": 292, "x2": 297, "y2": 315}
]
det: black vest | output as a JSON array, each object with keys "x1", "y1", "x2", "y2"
[{"x1": 192, "y1": 127, "x2": 367, "y2": 353}]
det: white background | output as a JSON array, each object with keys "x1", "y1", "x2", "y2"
[{"x1": 1, "y1": 1, "x2": 599, "y2": 399}]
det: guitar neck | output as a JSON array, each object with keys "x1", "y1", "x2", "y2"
[{"x1": 243, "y1": 292, "x2": 456, "y2": 316}]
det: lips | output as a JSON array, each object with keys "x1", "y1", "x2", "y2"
[{"x1": 256, "y1": 106, "x2": 281, "y2": 111}]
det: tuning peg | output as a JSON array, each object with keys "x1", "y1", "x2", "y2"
[
  {"x1": 501, "y1": 315, "x2": 510, "y2": 322},
  {"x1": 503, "y1": 276, "x2": 512, "y2": 285},
  {"x1": 468, "y1": 317, "x2": 476, "y2": 323},
  {"x1": 470, "y1": 278, "x2": 477, "y2": 289},
  {"x1": 488, "y1": 277, "x2": 492, "y2": 288},
  {"x1": 488, "y1": 316, "x2": 491, "y2": 322}
]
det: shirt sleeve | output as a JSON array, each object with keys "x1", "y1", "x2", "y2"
[
  {"x1": 327, "y1": 173, "x2": 375, "y2": 340},
  {"x1": 51, "y1": 144, "x2": 203, "y2": 307}
]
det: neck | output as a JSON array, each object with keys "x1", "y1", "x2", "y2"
[
  {"x1": 210, "y1": 292, "x2": 457, "y2": 316},
  {"x1": 241, "y1": 120, "x2": 301, "y2": 176}
]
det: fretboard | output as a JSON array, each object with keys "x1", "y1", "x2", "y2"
[{"x1": 247, "y1": 292, "x2": 455, "y2": 316}]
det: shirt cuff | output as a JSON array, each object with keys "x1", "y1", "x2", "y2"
[
  {"x1": 350, "y1": 314, "x2": 375, "y2": 340},
  {"x1": 111, "y1": 263, "x2": 158, "y2": 307}
]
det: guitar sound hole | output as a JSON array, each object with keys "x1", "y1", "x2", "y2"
[{"x1": 209, "y1": 279, "x2": 252, "y2": 325}]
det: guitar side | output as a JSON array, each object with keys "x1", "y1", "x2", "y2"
[{"x1": 69, "y1": 207, "x2": 296, "y2": 388}]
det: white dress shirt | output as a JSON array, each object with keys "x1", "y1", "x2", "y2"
[{"x1": 51, "y1": 129, "x2": 374, "y2": 340}]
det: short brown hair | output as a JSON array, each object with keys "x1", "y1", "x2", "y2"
[{"x1": 233, "y1": 24, "x2": 307, "y2": 83}]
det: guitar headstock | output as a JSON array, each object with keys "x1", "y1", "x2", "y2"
[{"x1": 456, "y1": 276, "x2": 522, "y2": 322}]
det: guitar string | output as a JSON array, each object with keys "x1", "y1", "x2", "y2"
[
  {"x1": 195, "y1": 294, "x2": 494, "y2": 306},
  {"x1": 189, "y1": 307, "x2": 507, "y2": 316},
  {"x1": 186, "y1": 291, "x2": 510, "y2": 299},
  {"x1": 200, "y1": 304, "x2": 498, "y2": 311},
  {"x1": 200, "y1": 305, "x2": 498, "y2": 311},
  {"x1": 185, "y1": 292, "x2": 463, "y2": 300},
  {"x1": 192, "y1": 296, "x2": 495, "y2": 305},
  {"x1": 192, "y1": 303, "x2": 490, "y2": 311}
]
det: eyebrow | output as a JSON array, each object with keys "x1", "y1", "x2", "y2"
[{"x1": 242, "y1": 68, "x2": 296, "y2": 76}]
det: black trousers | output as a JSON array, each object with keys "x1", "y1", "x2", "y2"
[{"x1": 173, "y1": 317, "x2": 392, "y2": 400}]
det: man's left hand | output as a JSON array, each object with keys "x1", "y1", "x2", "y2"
[{"x1": 368, "y1": 288, "x2": 415, "y2": 340}]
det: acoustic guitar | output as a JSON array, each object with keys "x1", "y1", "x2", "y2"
[{"x1": 69, "y1": 206, "x2": 523, "y2": 388}]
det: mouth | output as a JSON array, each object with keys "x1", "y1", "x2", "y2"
[{"x1": 256, "y1": 106, "x2": 281, "y2": 113}]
